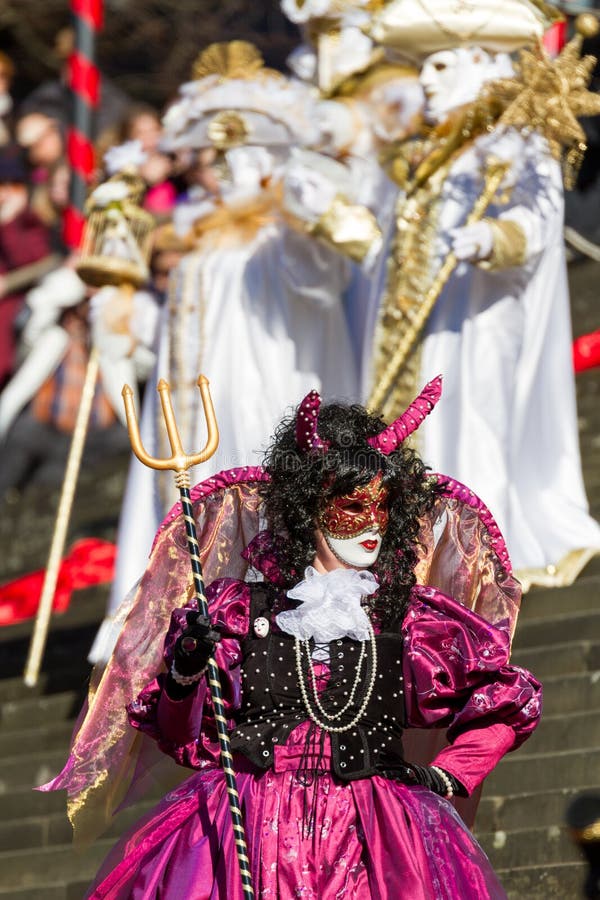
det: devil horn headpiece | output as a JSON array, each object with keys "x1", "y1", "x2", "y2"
[
  {"x1": 295, "y1": 389, "x2": 330, "y2": 452},
  {"x1": 295, "y1": 376, "x2": 442, "y2": 455},
  {"x1": 367, "y1": 375, "x2": 443, "y2": 455}
]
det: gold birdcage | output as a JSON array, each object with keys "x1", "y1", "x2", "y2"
[{"x1": 76, "y1": 172, "x2": 155, "y2": 288}]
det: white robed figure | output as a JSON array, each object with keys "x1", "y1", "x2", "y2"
[
  {"x1": 90, "y1": 41, "x2": 381, "y2": 662},
  {"x1": 365, "y1": 1, "x2": 600, "y2": 588}
]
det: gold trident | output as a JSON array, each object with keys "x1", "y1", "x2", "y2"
[
  {"x1": 122, "y1": 374, "x2": 254, "y2": 898},
  {"x1": 122, "y1": 374, "x2": 219, "y2": 475}
]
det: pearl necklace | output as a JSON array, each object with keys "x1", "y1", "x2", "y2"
[
  {"x1": 294, "y1": 620, "x2": 378, "y2": 734},
  {"x1": 306, "y1": 639, "x2": 367, "y2": 721}
]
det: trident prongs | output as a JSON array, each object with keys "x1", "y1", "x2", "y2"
[{"x1": 122, "y1": 374, "x2": 219, "y2": 472}]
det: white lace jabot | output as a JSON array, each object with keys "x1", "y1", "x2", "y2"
[{"x1": 275, "y1": 566, "x2": 378, "y2": 645}]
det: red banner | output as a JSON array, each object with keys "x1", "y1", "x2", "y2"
[
  {"x1": 574, "y1": 330, "x2": 600, "y2": 373},
  {"x1": 0, "y1": 538, "x2": 115, "y2": 626}
]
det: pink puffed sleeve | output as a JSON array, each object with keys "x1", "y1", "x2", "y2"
[
  {"x1": 127, "y1": 577, "x2": 251, "y2": 769},
  {"x1": 402, "y1": 585, "x2": 542, "y2": 795}
]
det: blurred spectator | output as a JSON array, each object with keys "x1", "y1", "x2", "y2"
[
  {"x1": 16, "y1": 112, "x2": 64, "y2": 171},
  {"x1": 0, "y1": 143, "x2": 54, "y2": 389},
  {"x1": 0, "y1": 51, "x2": 15, "y2": 147},
  {"x1": 18, "y1": 27, "x2": 131, "y2": 140},
  {"x1": 118, "y1": 105, "x2": 177, "y2": 218},
  {"x1": 15, "y1": 112, "x2": 68, "y2": 248}
]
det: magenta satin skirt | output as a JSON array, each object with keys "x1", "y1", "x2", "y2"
[{"x1": 87, "y1": 757, "x2": 506, "y2": 900}]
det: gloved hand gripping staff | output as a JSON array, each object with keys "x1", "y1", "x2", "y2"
[{"x1": 122, "y1": 374, "x2": 255, "y2": 899}]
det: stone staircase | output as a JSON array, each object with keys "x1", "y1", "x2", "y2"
[
  {"x1": 0, "y1": 261, "x2": 599, "y2": 897},
  {"x1": 475, "y1": 557, "x2": 600, "y2": 897},
  {"x1": 0, "y1": 589, "x2": 116, "y2": 899},
  {"x1": 474, "y1": 256, "x2": 600, "y2": 898}
]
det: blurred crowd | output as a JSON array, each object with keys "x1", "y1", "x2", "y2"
[{"x1": 0, "y1": 29, "x2": 193, "y2": 497}]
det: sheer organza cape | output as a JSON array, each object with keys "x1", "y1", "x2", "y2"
[{"x1": 40, "y1": 465, "x2": 521, "y2": 843}]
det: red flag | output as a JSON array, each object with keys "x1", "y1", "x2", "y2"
[{"x1": 0, "y1": 538, "x2": 115, "y2": 626}]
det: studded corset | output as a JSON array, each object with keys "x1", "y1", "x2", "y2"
[{"x1": 230, "y1": 583, "x2": 406, "y2": 781}]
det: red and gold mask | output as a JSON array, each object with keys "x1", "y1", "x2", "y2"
[{"x1": 320, "y1": 472, "x2": 389, "y2": 540}]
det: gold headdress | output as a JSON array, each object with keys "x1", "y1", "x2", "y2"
[
  {"x1": 162, "y1": 40, "x2": 315, "y2": 152},
  {"x1": 369, "y1": 0, "x2": 561, "y2": 60},
  {"x1": 191, "y1": 40, "x2": 281, "y2": 83}
]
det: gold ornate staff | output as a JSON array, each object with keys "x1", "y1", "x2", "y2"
[
  {"x1": 122, "y1": 375, "x2": 254, "y2": 898},
  {"x1": 368, "y1": 157, "x2": 509, "y2": 416}
]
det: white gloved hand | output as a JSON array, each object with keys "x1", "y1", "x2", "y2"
[
  {"x1": 283, "y1": 164, "x2": 337, "y2": 223},
  {"x1": 450, "y1": 221, "x2": 494, "y2": 262}
]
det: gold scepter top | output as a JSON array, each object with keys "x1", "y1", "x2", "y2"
[{"x1": 122, "y1": 375, "x2": 219, "y2": 475}]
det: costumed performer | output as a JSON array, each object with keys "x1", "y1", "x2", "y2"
[
  {"x1": 90, "y1": 41, "x2": 382, "y2": 663},
  {"x1": 43, "y1": 377, "x2": 541, "y2": 898},
  {"x1": 281, "y1": 0, "x2": 424, "y2": 376},
  {"x1": 366, "y1": 0, "x2": 600, "y2": 588}
]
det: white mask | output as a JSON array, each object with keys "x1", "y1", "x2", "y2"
[
  {"x1": 324, "y1": 528, "x2": 383, "y2": 568},
  {"x1": 420, "y1": 47, "x2": 506, "y2": 124}
]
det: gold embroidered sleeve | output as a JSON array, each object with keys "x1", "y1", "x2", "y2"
[
  {"x1": 308, "y1": 196, "x2": 382, "y2": 264},
  {"x1": 477, "y1": 218, "x2": 527, "y2": 271}
]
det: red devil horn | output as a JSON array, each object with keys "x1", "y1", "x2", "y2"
[
  {"x1": 295, "y1": 390, "x2": 330, "y2": 452},
  {"x1": 368, "y1": 375, "x2": 443, "y2": 455}
]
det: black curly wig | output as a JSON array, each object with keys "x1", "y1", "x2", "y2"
[{"x1": 261, "y1": 400, "x2": 444, "y2": 627}]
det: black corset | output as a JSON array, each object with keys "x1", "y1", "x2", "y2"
[{"x1": 230, "y1": 583, "x2": 406, "y2": 780}]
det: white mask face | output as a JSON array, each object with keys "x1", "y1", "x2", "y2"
[
  {"x1": 324, "y1": 528, "x2": 383, "y2": 568},
  {"x1": 420, "y1": 48, "x2": 492, "y2": 123}
]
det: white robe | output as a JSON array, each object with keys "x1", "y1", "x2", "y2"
[
  {"x1": 89, "y1": 217, "x2": 357, "y2": 662},
  {"x1": 416, "y1": 128, "x2": 600, "y2": 579}
]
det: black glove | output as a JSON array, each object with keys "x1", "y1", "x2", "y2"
[
  {"x1": 165, "y1": 611, "x2": 221, "y2": 701},
  {"x1": 379, "y1": 761, "x2": 467, "y2": 798},
  {"x1": 172, "y1": 611, "x2": 221, "y2": 677}
]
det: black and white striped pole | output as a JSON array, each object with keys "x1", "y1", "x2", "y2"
[{"x1": 122, "y1": 375, "x2": 254, "y2": 899}]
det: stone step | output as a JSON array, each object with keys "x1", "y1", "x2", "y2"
[
  {"x1": 0, "y1": 690, "x2": 82, "y2": 732},
  {"x1": 0, "y1": 884, "x2": 87, "y2": 900},
  {"x1": 519, "y1": 708, "x2": 600, "y2": 754},
  {"x1": 485, "y1": 746, "x2": 600, "y2": 796},
  {"x1": 476, "y1": 785, "x2": 590, "y2": 833},
  {"x1": 511, "y1": 639, "x2": 600, "y2": 677},
  {"x1": 478, "y1": 823, "x2": 581, "y2": 870},
  {"x1": 0, "y1": 786, "x2": 66, "y2": 822},
  {"x1": 519, "y1": 573, "x2": 600, "y2": 620},
  {"x1": 0, "y1": 666, "x2": 93, "y2": 703},
  {"x1": 0, "y1": 800, "x2": 154, "y2": 851},
  {"x1": 496, "y1": 861, "x2": 587, "y2": 900},
  {"x1": 0, "y1": 841, "x2": 112, "y2": 891},
  {"x1": 0, "y1": 748, "x2": 67, "y2": 792},
  {"x1": 512, "y1": 608, "x2": 600, "y2": 649},
  {"x1": 541, "y1": 671, "x2": 600, "y2": 716},
  {"x1": 0, "y1": 587, "x2": 106, "y2": 682},
  {"x1": 0, "y1": 720, "x2": 74, "y2": 759}
]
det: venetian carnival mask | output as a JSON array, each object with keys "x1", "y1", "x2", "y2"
[
  {"x1": 296, "y1": 377, "x2": 443, "y2": 566},
  {"x1": 419, "y1": 47, "x2": 505, "y2": 123},
  {"x1": 320, "y1": 473, "x2": 389, "y2": 568}
]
